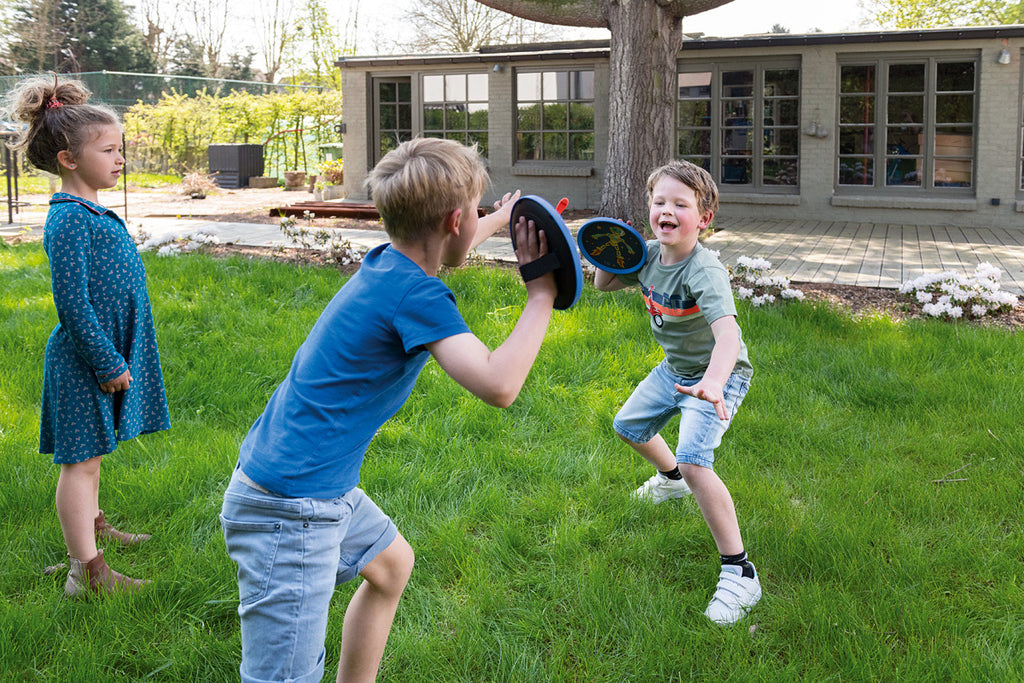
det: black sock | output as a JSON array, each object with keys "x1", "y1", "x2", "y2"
[
  {"x1": 720, "y1": 551, "x2": 756, "y2": 579},
  {"x1": 658, "y1": 466, "x2": 683, "y2": 480}
]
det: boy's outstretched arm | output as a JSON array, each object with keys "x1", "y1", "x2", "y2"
[
  {"x1": 594, "y1": 269, "x2": 628, "y2": 291},
  {"x1": 428, "y1": 217, "x2": 556, "y2": 408},
  {"x1": 470, "y1": 190, "x2": 521, "y2": 251},
  {"x1": 675, "y1": 315, "x2": 741, "y2": 420}
]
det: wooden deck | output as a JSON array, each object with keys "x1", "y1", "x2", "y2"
[{"x1": 704, "y1": 218, "x2": 1024, "y2": 294}]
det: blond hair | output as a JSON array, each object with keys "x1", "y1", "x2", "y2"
[
  {"x1": 365, "y1": 137, "x2": 489, "y2": 241},
  {"x1": 646, "y1": 160, "x2": 719, "y2": 218},
  {"x1": 4, "y1": 74, "x2": 120, "y2": 176}
]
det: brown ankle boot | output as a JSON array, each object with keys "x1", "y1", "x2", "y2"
[
  {"x1": 95, "y1": 509, "x2": 150, "y2": 545},
  {"x1": 64, "y1": 549, "x2": 149, "y2": 597}
]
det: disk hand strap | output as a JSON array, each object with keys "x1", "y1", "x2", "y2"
[{"x1": 518, "y1": 253, "x2": 560, "y2": 282}]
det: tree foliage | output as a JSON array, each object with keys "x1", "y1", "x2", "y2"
[
  {"x1": 408, "y1": 0, "x2": 565, "y2": 53},
  {"x1": 255, "y1": 0, "x2": 298, "y2": 84},
  {"x1": 123, "y1": 88, "x2": 344, "y2": 176},
  {"x1": 3, "y1": 0, "x2": 155, "y2": 73},
  {"x1": 292, "y1": 0, "x2": 347, "y2": 89},
  {"x1": 863, "y1": 0, "x2": 1024, "y2": 28}
]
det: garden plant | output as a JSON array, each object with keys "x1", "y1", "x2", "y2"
[{"x1": 0, "y1": 244, "x2": 1021, "y2": 681}]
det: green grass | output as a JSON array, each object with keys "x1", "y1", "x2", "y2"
[
  {"x1": 2, "y1": 243, "x2": 1022, "y2": 681},
  {"x1": 16, "y1": 172, "x2": 182, "y2": 194}
]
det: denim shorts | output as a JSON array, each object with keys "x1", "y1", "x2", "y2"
[
  {"x1": 613, "y1": 360, "x2": 750, "y2": 469},
  {"x1": 220, "y1": 465, "x2": 398, "y2": 683}
]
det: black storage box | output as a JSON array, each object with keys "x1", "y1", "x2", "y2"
[{"x1": 208, "y1": 144, "x2": 264, "y2": 188}]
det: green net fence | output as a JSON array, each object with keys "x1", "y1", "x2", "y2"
[{"x1": 0, "y1": 70, "x2": 324, "y2": 111}]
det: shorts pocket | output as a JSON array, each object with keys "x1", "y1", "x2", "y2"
[{"x1": 220, "y1": 515, "x2": 283, "y2": 605}]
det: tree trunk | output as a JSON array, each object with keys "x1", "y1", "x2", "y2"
[{"x1": 600, "y1": 0, "x2": 682, "y2": 226}]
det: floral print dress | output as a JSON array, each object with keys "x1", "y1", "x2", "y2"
[{"x1": 39, "y1": 194, "x2": 170, "y2": 464}]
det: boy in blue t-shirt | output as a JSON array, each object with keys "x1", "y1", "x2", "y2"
[
  {"x1": 594, "y1": 160, "x2": 760, "y2": 626},
  {"x1": 220, "y1": 137, "x2": 557, "y2": 683}
]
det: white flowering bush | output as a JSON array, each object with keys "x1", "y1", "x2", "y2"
[
  {"x1": 279, "y1": 212, "x2": 365, "y2": 267},
  {"x1": 898, "y1": 263, "x2": 1018, "y2": 320},
  {"x1": 131, "y1": 225, "x2": 221, "y2": 256},
  {"x1": 730, "y1": 255, "x2": 805, "y2": 307}
]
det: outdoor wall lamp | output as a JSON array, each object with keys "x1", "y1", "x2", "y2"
[
  {"x1": 803, "y1": 121, "x2": 829, "y2": 138},
  {"x1": 493, "y1": 64, "x2": 503, "y2": 73},
  {"x1": 997, "y1": 39, "x2": 1012, "y2": 65}
]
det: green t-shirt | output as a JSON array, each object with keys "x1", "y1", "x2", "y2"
[{"x1": 617, "y1": 241, "x2": 753, "y2": 380}]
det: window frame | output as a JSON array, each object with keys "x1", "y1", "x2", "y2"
[
  {"x1": 372, "y1": 77, "x2": 413, "y2": 165},
  {"x1": 1019, "y1": 51, "x2": 1024, "y2": 195},
  {"x1": 421, "y1": 72, "x2": 490, "y2": 158},
  {"x1": 675, "y1": 58, "x2": 802, "y2": 194},
  {"x1": 836, "y1": 51, "x2": 979, "y2": 197},
  {"x1": 513, "y1": 67, "x2": 596, "y2": 164}
]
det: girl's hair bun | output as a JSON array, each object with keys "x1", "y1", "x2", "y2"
[{"x1": 4, "y1": 74, "x2": 117, "y2": 175}]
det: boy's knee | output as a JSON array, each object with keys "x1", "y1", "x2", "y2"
[
  {"x1": 365, "y1": 534, "x2": 414, "y2": 596},
  {"x1": 678, "y1": 462, "x2": 709, "y2": 480},
  {"x1": 615, "y1": 431, "x2": 635, "y2": 446}
]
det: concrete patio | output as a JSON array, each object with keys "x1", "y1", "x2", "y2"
[{"x1": 704, "y1": 218, "x2": 1024, "y2": 295}]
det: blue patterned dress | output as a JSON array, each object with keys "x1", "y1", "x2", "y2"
[{"x1": 39, "y1": 194, "x2": 171, "y2": 464}]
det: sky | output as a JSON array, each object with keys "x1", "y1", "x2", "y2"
[
  {"x1": 218, "y1": 0, "x2": 877, "y2": 70},
  {"x1": 682, "y1": 0, "x2": 874, "y2": 37},
  {"x1": 357, "y1": 0, "x2": 877, "y2": 56}
]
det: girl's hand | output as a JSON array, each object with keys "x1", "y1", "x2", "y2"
[{"x1": 100, "y1": 368, "x2": 131, "y2": 394}]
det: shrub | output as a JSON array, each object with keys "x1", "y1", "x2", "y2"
[
  {"x1": 279, "y1": 212, "x2": 365, "y2": 267},
  {"x1": 317, "y1": 158, "x2": 344, "y2": 185},
  {"x1": 180, "y1": 172, "x2": 219, "y2": 199},
  {"x1": 899, "y1": 263, "x2": 1018, "y2": 320},
  {"x1": 727, "y1": 255, "x2": 805, "y2": 306}
]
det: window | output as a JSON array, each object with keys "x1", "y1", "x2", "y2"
[
  {"x1": 423, "y1": 73, "x2": 489, "y2": 157},
  {"x1": 515, "y1": 70, "x2": 595, "y2": 161},
  {"x1": 838, "y1": 56, "x2": 977, "y2": 192},
  {"x1": 677, "y1": 63, "x2": 800, "y2": 191},
  {"x1": 375, "y1": 79, "x2": 412, "y2": 162}
]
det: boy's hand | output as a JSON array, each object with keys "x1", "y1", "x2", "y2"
[
  {"x1": 470, "y1": 190, "x2": 522, "y2": 251},
  {"x1": 675, "y1": 379, "x2": 729, "y2": 420},
  {"x1": 492, "y1": 190, "x2": 521, "y2": 221},
  {"x1": 513, "y1": 216, "x2": 557, "y2": 301},
  {"x1": 100, "y1": 368, "x2": 132, "y2": 394}
]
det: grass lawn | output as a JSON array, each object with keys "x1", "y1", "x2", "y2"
[
  {"x1": 15, "y1": 172, "x2": 182, "y2": 195},
  {"x1": 1, "y1": 243, "x2": 1022, "y2": 681}
]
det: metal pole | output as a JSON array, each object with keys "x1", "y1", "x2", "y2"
[
  {"x1": 13, "y1": 149, "x2": 19, "y2": 214},
  {"x1": 122, "y1": 132, "x2": 128, "y2": 222},
  {"x1": 6, "y1": 147, "x2": 12, "y2": 225}
]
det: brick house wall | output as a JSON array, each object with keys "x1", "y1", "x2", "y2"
[{"x1": 337, "y1": 27, "x2": 1024, "y2": 229}]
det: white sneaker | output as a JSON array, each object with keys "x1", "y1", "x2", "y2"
[
  {"x1": 631, "y1": 472, "x2": 692, "y2": 503},
  {"x1": 704, "y1": 564, "x2": 762, "y2": 625}
]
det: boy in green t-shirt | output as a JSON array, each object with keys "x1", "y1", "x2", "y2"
[{"x1": 594, "y1": 160, "x2": 759, "y2": 625}]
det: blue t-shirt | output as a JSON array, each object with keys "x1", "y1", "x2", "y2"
[{"x1": 239, "y1": 244, "x2": 471, "y2": 498}]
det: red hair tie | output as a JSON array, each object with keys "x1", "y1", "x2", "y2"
[{"x1": 45, "y1": 97, "x2": 63, "y2": 110}]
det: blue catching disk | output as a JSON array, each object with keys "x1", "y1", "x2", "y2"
[
  {"x1": 576, "y1": 218, "x2": 648, "y2": 274},
  {"x1": 508, "y1": 195, "x2": 583, "y2": 310}
]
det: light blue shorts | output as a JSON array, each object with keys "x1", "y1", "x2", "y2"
[
  {"x1": 613, "y1": 360, "x2": 750, "y2": 469},
  {"x1": 220, "y1": 464, "x2": 398, "y2": 683}
]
